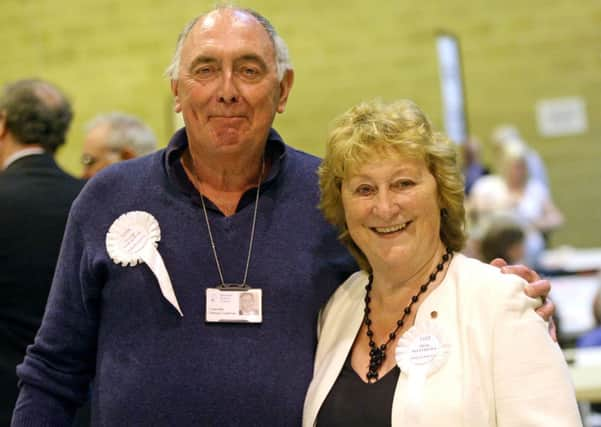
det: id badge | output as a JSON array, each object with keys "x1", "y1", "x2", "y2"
[{"x1": 205, "y1": 287, "x2": 262, "y2": 323}]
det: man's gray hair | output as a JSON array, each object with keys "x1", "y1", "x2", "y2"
[
  {"x1": 86, "y1": 112, "x2": 157, "y2": 156},
  {"x1": 165, "y1": 6, "x2": 292, "y2": 82}
]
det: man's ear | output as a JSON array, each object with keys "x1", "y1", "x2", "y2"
[
  {"x1": 276, "y1": 69, "x2": 294, "y2": 114},
  {"x1": 171, "y1": 80, "x2": 182, "y2": 113},
  {"x1": 119, "y1": 147, "x2": 136, "y2": 161},
  {"x1": 0, "y1": 111, "x2": 7, "y2": 138}
]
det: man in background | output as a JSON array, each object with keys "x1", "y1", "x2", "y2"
[
  {"x1": 0, "y1": 78, "x2": 83, "y2": 424},
  {"x1": 81, "y1": 112, "x2": 157, "y2": 179}
]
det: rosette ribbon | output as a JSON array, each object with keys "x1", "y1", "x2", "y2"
[
  {"x1": 395, "y1": 320, "x2": 450, "y2": 425},
  {"x1": 106, "y1": 211, "x2": 183, "y2": 316}
]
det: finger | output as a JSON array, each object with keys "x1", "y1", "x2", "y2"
[
  {"x1": 524, "y1": 279, "x2": 551, "y2": 299},
  {"x1": 535, "y1": 297, "x2": 555, "y2": 322},
  {"x1": 499, "y1": 264, "x2": 541, "y2": 283},
  {"x1": 489, "y1": 258, "x2": 508, "y2": 269},
  {"x1": 547, "y1": 317, "x2": 558, "y2": 343}
]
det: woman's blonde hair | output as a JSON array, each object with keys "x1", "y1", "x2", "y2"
[{"x1": 318, "y1": 99, "x2": 467, "y2": 271}]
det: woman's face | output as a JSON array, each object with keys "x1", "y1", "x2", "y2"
[
  {"x1": 504, "y1": 157, "x2": 528, "y2": 189},
  {"x1": 341, "y1": 155, "x2": 443, "y2": 272}
]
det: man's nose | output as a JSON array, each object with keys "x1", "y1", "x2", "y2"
[{"x1": 217, "y1": 70, "x2": 239, "y2": 104}]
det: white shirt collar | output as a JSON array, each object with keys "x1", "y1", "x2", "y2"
[{"x1": 2, "y1": 147, "x2": 46, "y2": 170}]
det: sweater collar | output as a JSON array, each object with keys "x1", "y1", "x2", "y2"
[{"x1": 164, "y1": 127, "x2": 287, "y2": 209}]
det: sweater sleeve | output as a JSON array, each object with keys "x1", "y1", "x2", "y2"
[
  {"x1": 12, "y1": 210, "x2": 100, "y2": 426},
  {"x1": 492, "y1": 276, "x2": 582, "y2": 427}
]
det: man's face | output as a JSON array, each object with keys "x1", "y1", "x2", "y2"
[
  {"x1": 240, "y1": 293, "x2": 255, "y2": 312},
  {"x1": 171, "y1": 9, "x2": 293, "y2": 158},
  {"x1": 0, "y1": 112, "x2": 7, "y2": 167},
  {"x1": 81, "y1": 123, "x2": 120, "y2": 179}
]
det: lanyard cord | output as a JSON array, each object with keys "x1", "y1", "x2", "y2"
[{"x1": 199, "y1": 159, "x2": 264, "y2": 286}]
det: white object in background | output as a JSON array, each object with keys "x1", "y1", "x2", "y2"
[
  {"x1": 536, "y1": 96, "x2": 588, "y2": 137},
  {"x1": 436, "y1": 32, "x2": 467, "y2": 145},
  {"x1": 540, "y1": 246, "x2": 601, "y2": 272},
  {"x1": 550, "y1": 274, "x2": 598, "y2": 337}
]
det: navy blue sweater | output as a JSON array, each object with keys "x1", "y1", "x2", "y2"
[{"x1": 13, "y1": 129, "x2": 356, "y2": 426}]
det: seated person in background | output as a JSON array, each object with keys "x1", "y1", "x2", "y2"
[
  {"x1": 490, "y1": 124, "x2": 549, "y2": 190},
  {"x1": 461, "y1": 136, "x2": 489, "y2": 195},
  {"x1": 81, "y1": 112, "x2": 157, "y2": 179},
  {"x1": 303, "y1": 99, "x2": 580, "y2": 427},
  {"x1": 577, "y1": 280, "x2": 601, "y2": 348},
  {"x1": 467, "y1": 141, "x2": 563, "y2": 267},
  {"x1": 576, "y1": 279, "x2": 601, "y2": 421},
  {"x1": 478, "y1": 216, "x2": 526, "y2": 264}
]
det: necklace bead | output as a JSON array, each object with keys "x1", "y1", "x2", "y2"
[{"x1": 363, "y1": 249, "x2": 453, "y2": 382}]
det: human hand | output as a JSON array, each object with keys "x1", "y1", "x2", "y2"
[{"x1": 490, "y1": 258, "x2": 558, "y2": 342}]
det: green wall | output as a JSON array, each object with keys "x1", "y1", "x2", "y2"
[{"x1": 2, "y1": 0, "x2": 600, "y2": 247}]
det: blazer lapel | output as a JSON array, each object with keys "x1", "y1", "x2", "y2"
[{"x1": 304, "y1": 274, "x2": 367, "y2": 427}]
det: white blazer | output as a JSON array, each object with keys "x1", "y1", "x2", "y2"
[{"x1": 303, "y1": 254, "x2": 582, "y2": 427}]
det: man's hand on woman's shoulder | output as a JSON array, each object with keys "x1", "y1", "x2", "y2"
[{"x1": 490, "y1": 257, "x2": 557, "y2": 342}]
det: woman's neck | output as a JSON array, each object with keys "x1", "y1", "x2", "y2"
[{"x1": 370, "y1": 245, "x2": 448, "y2": 313}]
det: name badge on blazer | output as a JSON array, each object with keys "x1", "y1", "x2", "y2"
[{"x1": 395, "y1": 319, "x2": 451, "y2": 425}]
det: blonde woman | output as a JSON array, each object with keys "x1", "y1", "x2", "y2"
[{"x1": 303, "y1": 100, "x2": 580, "y2": 427}]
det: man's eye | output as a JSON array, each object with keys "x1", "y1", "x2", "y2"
[
  {"x1": 240, "y1": 67, "x2": 260, "y2": 78},
  {"x1": 194, "y1": 66, "x2": 214, "y2": 76}
]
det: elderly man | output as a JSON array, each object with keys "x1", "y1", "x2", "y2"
[
  {"x1": 13, "y1": 7, "x2": 553, "y2": 426},
  {"x1": 0, "y1": 79, "x2": 83, "y2": 424},
  {"x1": 81, "y1": 112, "x2": 157, "y2": 179}
]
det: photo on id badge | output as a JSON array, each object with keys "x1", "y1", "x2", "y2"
[{"x1": 205, "y1": 288, "x2": 262, "y2": 323}]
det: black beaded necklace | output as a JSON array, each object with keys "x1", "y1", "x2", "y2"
[{"x1": 363, "y1": 249, "x2": 452, "y2": 382}]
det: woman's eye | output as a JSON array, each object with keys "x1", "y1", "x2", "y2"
[
  {"x1": 354, "y1": 185, "x2": 374, "y2": 196},
  {"x1": 394, "y1": 180, "x2": 414, "y2": 189}
]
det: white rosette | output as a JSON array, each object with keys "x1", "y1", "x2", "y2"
[
  {"x1": 106, "y1": 211, "x2": 183, "y2": 316},
  {"x1": 395, "y1": 319, "x2": 450, "y2": 425}
]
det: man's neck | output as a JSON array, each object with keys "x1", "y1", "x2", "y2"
[
  {"x1": 181, "y1": 149, "x2": 269, "y2": 216},
  {"x1": 2, "y1": 143, "x2": 46, "y2": 170}
]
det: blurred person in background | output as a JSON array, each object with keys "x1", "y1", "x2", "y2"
[
  {"x1": 468, "y1": 141, "x2": 564, "y2": 267},
  {"x1": 577, "y1": 280, "x2": 601, "y2": 348},
  {"x1": 491, "y1": 124, "x2": 549, "y2": 190},
  {"x1": 461, "y1": 136, "x2": 489, "y2": 195},
  {"x1": 478, "y1": 216, "x2": 526, "y2": 264},
  {"x1": 0, "y1": 78, "x2": 83, "y2": 424},
  {"x1": 81, "y1": 112, "x2": 157, "y2": 179},
  {"x1": 576, "y1": 278, "x2": 601, "y2": 421}
]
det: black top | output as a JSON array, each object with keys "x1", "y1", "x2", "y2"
[
  {"x1": 0, "y1": 153, "x2": 83, "y2": 424},
  {"x1": 316, "y1": 353, "x2": 400, "y2": 427}
]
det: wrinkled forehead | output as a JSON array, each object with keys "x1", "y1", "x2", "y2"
[
  {"x1": 188, "y1": 9, "x2": 274, "y2": 51},
  {"x1": 341, "y1": 141, "x2": 426, "y2": 180},
  {"x1": 176, "y1": 8, "x2": 277, "y2": 75},
  {"x1": 199, "y1": 9, "x2": 261, "y2": 30}
]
